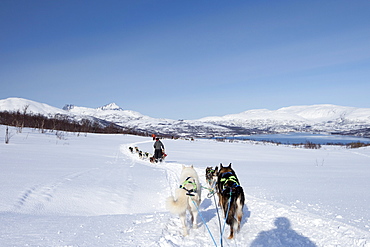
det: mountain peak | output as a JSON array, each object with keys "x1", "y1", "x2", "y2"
[
  {"x1": 62, "y1": 104, "x2": 75, "y2": 111},
  {"x1": 98, "y1": 103, "x2": 122, "y2": 111}
]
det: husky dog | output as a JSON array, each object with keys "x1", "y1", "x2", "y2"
[
  {"x1": 217, "y1": 163, "x2": 245, "y2": 239},
  {"x1": 205, "y1": 166, "x2": 218, "y2": 188},
  {"x1": 166, "y1": 165, "x2": 201, "y2": 236},
  {"x1": 128, "y1": 147, "x2": 134, "y2": 153}
]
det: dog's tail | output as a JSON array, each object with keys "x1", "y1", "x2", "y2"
[{"x1": 166, "y1": 189, "x2": 188, "y2": 215}]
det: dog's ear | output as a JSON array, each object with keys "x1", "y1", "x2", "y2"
[
  {"x1": 220, "y1": 163, "x2": 223, "y2": 168},
  {"x1": 214, "y1": 167, "x2": 219, "y2": 175},
  {"x1": 228, "y1": 163, "x2": 232, "y2": 168}
]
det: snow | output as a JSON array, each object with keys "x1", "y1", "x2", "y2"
[
  {"x1": 1, "y1": 125, "x2": 370, "y2": 246},
  {"x1": 97, "y1": 103, "x2": 123, "y2": 111},
  {"x1": 0, "y1": 97, "x2": 67, "y2": 116},
  {"x1": 199, "y1": 109, "x2": 308, "y2": 122},
  {"x1": 277, "y1": 104, "x2": 356, "y2": 121},
  {"x1": 65, "y1": 104, "x2": 148, "y2": 122},
  {"x1": 199, "y1": 104, "x2": 370, "y2": 124}
]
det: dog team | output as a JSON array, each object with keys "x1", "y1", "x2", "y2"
[
  {"x1": 128, "y1": 144, "x2": 167, "y2": 163},
  {"x1": 166, "y1": 163, "x2": 245, "y2": 240},
  {"x1": 129, "y1": 141, "x2": 245, "y2": 239}
]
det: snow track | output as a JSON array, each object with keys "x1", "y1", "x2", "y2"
[{"x1": 13, "y1": 169, "x2": 97, "y2": 215}]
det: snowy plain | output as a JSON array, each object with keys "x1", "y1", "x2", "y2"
[{"x1": 1, "y1": 125, "x2": 370, "y2": 246}]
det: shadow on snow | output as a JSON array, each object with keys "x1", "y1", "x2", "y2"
[{"x1": 250, "y1": 217, "x2": 317, "y2": 247}]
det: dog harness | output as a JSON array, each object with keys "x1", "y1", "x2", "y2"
[
  {"x1": 220, "y1": 172, "x2": 240, "y2": 194},
  {"x1": 207, "y1": 169, "x2": 215, "y2": 174},
  {"x1": 220, "y1": 175, "x2": 239, "y2": 185},
  {"x1": 180, "y1": 177, "x2": 197, "y2": 196}
]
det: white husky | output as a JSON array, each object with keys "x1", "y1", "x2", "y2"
[{"x1": 166, "y1": 165, "x2": 202, "y2": 236}]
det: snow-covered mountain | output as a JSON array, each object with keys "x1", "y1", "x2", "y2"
[
  {"x1": 1, "y1": 97, "x2": 370, "y2": 137},
  {"x1": 0, "y1": 97, "x2": 66, "y2": 116},
  {"x1": 0, "y1": 98, "x2": 230, "y2": 137},
  {"x1": 63, "y1": 103, "x2": 148, "y2": 124},
  {"x1": 199, "y1": 104, "x2": 370, "y2": 136}
]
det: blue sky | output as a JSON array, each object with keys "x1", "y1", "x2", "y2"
[{"x1": 1, "y1": 0, "x2": 370, "y2": 119}]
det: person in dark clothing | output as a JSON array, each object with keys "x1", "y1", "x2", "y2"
[{"x1": 153, "y1": 137, "x2": 165, "y2": 162}]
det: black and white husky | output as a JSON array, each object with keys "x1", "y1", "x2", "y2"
[
  {"x1": 217, "y1": 163, "x2": 245, "y2": 239},
  {"x1": 166, "y1": 165, "x2": 201, "y2": 236}
]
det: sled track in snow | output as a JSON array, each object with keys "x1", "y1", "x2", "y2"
[
  {"x1": 14, "y1": 169, "x2": 96, "y2": 214},
  {"x1": 123, "y1": 140, "x2": 370, "y2": 247}
]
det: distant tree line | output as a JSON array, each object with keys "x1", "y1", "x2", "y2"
[{"x1": 0, "y1": 109, "x2": 146, "y2": 136}]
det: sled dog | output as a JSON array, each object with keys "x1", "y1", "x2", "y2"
[
  {"x1": 166, "y1": 165, "x2": 201, "y2": 236},
  {"x1": 217, "y1": 163, "x2": 245, "y2": 239},
  {"x1": 205, "y1": 166, "x2": 218, "y2": 188}
]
